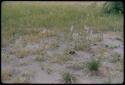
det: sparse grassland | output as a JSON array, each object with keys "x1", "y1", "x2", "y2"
[{"x1": 1, "y1": 1, "x2": 123, "y2": 84}]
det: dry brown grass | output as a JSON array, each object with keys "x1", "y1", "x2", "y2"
[
  {"x1": 40, "y1": 63, "x2": 53, "y2": 74},
  {"x1": 12, "y1": 71, "x2": 33, "y2": 83},
  {"x1": 1, "y1": 68, "x2": 13, "y2": 82},
  {"x1": 66, "y1": 62, "x2": 85, "y2": 70},
  {"x1": 33, "y1": 55, "x2": 46, "y2": 62},
  {"x1": 50, "y1": 53, "x2": 73, "y2": 64}
]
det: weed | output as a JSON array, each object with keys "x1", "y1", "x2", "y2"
[
  {"x1": 62, "y1": 72, "x2": 76, "y2": 83},
  {"x1": 87, "y1": 58, "x2": 100, "y2": 71}
]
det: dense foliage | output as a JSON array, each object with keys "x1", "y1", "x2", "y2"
[{"x1": 103, "y1": 2, "x2": 123, "y2": 14}]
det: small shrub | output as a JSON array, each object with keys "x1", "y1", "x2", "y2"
[
  {"x1": 62, "y1": 72, "x2": 76, "y2": 83},
  {"x1": 103, "y1": 2, "x2": 123, "y2": 14},
  {"x1": 87, "y1": 58, "x2": 100, "y2": 71}
]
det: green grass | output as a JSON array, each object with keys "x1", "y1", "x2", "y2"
[
  {"x1": 2, "y1": 1, "x2": 123, "y2": 47},
  {"x1": 87, "y1": 58, "x2": 100, "y2": 71},
  {"x1": 62, "y1": 72, "x2": 76, "y2": 83}
]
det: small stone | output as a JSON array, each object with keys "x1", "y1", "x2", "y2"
[
  {"x1": 105, "y1": 45, "x2": 108, "y2": 48},
  {"x1": 69, "y1": 51, "x2": 76, "y2": 55}
]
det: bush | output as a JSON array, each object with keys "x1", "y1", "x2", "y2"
[{"x1": 103, "y1": 2, "x2": 123, "y2": 14}]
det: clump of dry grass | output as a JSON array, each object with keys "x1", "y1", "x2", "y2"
[
  {"x1": 19, "y1": 60, "x2": 29, "y2": 66},
  {"x1": 1, "y1": 53, "x2": 10, "y2": 63},
  {"x1": 51, "y1": 53, "x2": 73, "y2": 64},
  {"x1": 110, "y1": 52, "x2": 121, "y2": 63},
  {"x1": 22, "y1": 33, "x2": 41, "y2": 43},
  {"x1": 69, "y1": 30, "x2": 91, "y2": 51},
  {"x1": 10, "y1": 45, "x2": 46, "y2": 59},
  {"x1": 1, "y1": 68, "x2": 14, "y2": 82},
  {"x1": 116, "y1": 61, "x2": 123, "y2": 72},
  {"x1": 14, "y1": 48, "x2": 31, "y2": 58},
  {"x1": 40, "y1": 63, "x2": 53, "y2": 74},
  {"x1": 31, "y1": 48, "x2": 45, "y2": 55},
  {"x1": 90, "y1": 47, "x2": 108, "y2": 56},
  {"x1": 73, "y1": 40, "x2": 90, "y2": 51},
  {"x1": 33, "y1": 55, "x2": 46, "y2": 62},
  {"x1": 13, "y1": 71, "x2": 33, "y2": 83},
  {"x1": 63, "y1": 47, "x2": 76, "y2": 55},
  {"x1": 40, "y1": 29, "x2": 57, "y2": 38},
  {"x1": 14, "y1": 76, "x2": 29, "y2": 83},
  {"x1": 19, "y1": 29, "x2": 57, "y2": 44},
  {"x1": 66, "y1": 62, "x2": 85, "y2": 70},
  {"x1": 43, "y1": 38, "x2": 59, "y2": 49},
  {"x1": 31, "y1": 48, "x2": 47, "y2": 62}
]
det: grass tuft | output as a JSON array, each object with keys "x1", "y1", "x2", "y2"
[
  {"x1": 87, "y1": 58, "x2": 100, "y2": 71},
  {"x1": 62, "y1": 72, "x2": 76, "y2": 83}
]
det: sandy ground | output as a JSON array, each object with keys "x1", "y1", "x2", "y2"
[{"x1": 1, "y1": 30, "x2": 124, "y2": 84}]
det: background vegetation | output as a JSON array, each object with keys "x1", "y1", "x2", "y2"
[{"x1": 2, "y1": 1, "x2": 123, "y2": 47}]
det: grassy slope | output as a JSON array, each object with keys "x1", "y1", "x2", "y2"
[{"x1": 1, "y1": 1, "x2": 123, "y2": 47}]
